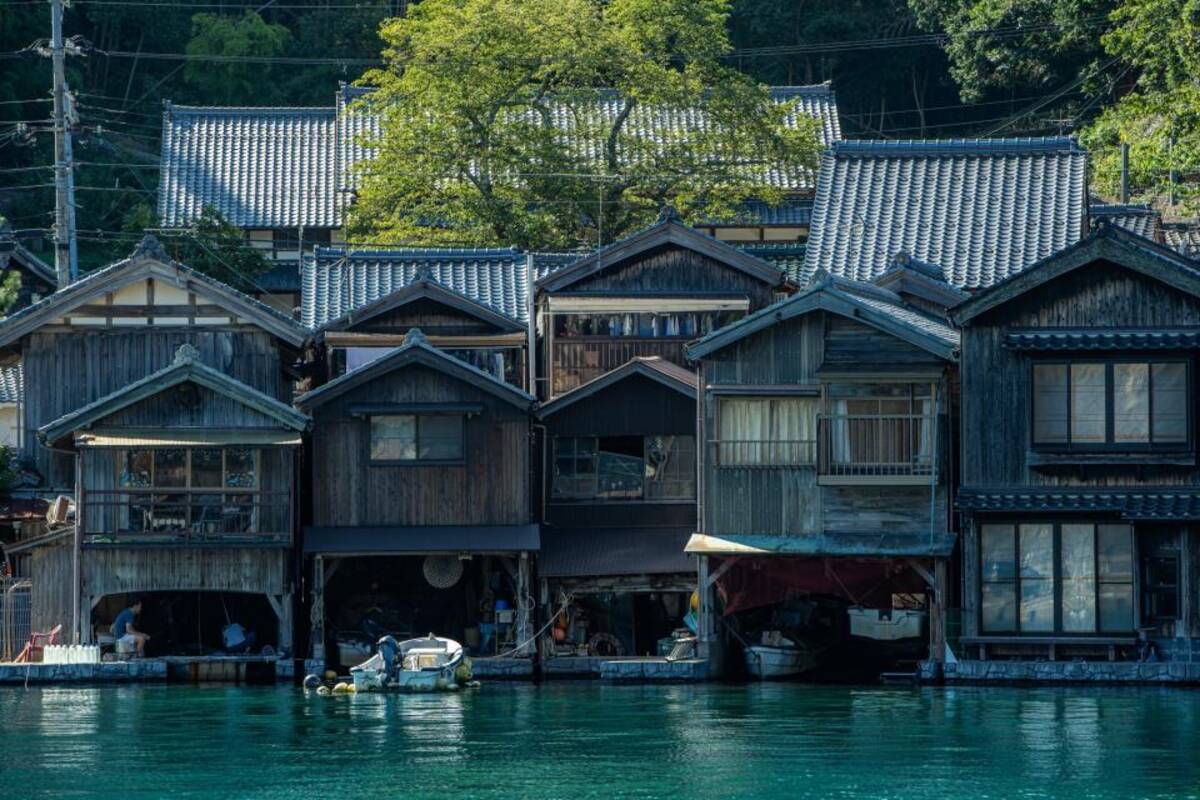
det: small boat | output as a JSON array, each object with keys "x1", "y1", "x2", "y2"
[
  {"x1": 351, "y1": 634, "x2": 464, "y2": 693},
  {"x1": 744, "y1": 636, "x2": 821, "y2": 680}
]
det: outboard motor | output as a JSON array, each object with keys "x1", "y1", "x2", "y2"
[{"x1": 376, "y1": 635, "x2": 401, "y2": 679}]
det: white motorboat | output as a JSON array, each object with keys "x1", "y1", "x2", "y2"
[
  {"x1": 744, "y1": 636, "x2": 821, "y2": 680},
  {"x1": 351, "y1": 634, "x2": 465, "y2": 693}
]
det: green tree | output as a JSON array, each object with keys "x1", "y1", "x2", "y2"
[
  {"x1": 122, "y1": 204, "x2": 272, "y2": 292},
  {"x1": 184, "y1": 11, "x2": 292, "y2": 105},
  {"x1": 908, "y1": 0, "x2": 1117, "y2": 103},
  {"x1": 1082, "y1": 0, "x2": 1200, "y2": 210},
  {"x1": 348, "y1": 0, "x2": 820, "y2": 249}
]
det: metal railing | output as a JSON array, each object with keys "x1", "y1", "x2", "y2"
[
  {"x1": 1, "y1": 579, "x2": 32, "y2": 662},
  {"x1": 819, "y1": 413, "x2": 934, "y2": 478},
  {"x1": 710, "y1": 439, "x2": 818, "y2": 468},
  {"x1": 80, "y1": 489, "x2": 292, "y2": 545}
]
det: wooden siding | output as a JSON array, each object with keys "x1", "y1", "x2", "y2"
[
  {"x1": 961, "y1": 259, "x2": 1200, "y2": 488},
  {"x1": 28, "y1": 540, "x2": 73, "y2": 633},
  {"x1": 23, "y1": 329, "x2": 292, "y2": 488},
  {"x1": 542, "y1": 372, "x2": 696, "y2": 530},
  {"x1": 310, "y1": 363, "x2": 530, "y2": 527},
  {"x1": 345, "y1": 297, "x2": 507, "y2": 335},
  {"x1": 699, "y1": 310, "x2": 952, "y2": 540},
  {"x1": 555, "y1": 245, "x2": 779, "y2": 306}
]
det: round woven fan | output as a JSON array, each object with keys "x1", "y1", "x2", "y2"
[{"x1": 423, "y1": 555, "x2": 464, "y2": 589}]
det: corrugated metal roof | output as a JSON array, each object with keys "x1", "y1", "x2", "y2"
[
  {"x1": 158, "y1": 106, "x2": 339, "y2": 228},
  {"x1": 803, "y1": 137, "x2": 1089, "y2": 289},
  {"x1": 685, "y1": 531, "x2": 957, "y2": 557},
  {"x1": 160, "y1": 84, "x2": 842, "y2": 229},
  {"x1": 1163, "y1": 223, "x2": 1200, "y2": 258},
  {"x1": 958, "y1": 489, "x2": 1200, "y2": 520},
  {"x1": 538, "y1": 527, "x2": 694, "y2": 577},
  {"x1": 1090, "y1": 203, "x2": 1161, "y2": 239},
  {"x1": 302, "y1": 247, "x2": 533, "y2": 328},
  {"x1": 0, "y1": 364, "x2": 21, "y2": 404}
]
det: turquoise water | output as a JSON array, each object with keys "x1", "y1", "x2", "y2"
[{"x1": 1, "y1": 683, "x2": 1198, "y2": 799}]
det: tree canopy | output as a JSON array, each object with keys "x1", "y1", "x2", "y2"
[{"x1": 347, "y1": 0, "x2": 821, "y2": 249}]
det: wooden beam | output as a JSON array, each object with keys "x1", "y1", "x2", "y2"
[{"x1": 704, "y1": 557, "x2": 737, "y2": 588}]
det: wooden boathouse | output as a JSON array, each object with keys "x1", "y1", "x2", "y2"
[
  {"x1": 296, "y1": 328, "x2": 538, "y2": 673},
  {"x1": 0, "y1": 237, "x2": 309, "y2": 662},
  {"x1": 686, "y1": 263, "x2": 961, "y2": 679},
  {"x1": 951, "y1": 223, "x2": 1200, "y2": 680}
]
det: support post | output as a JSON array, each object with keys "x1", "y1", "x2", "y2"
[
  {"x1": 516, "y1": 551, "x2": 533, "y2": 656},
  {"x1": 930, "y1": 557, "x2": 948, "y2": 669},
  {"x1": 310, "y1": 555, "x2": 325, "y2": 663}
]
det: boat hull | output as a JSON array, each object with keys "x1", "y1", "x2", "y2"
[{"x1": 744, "y1": 645, "x2": 819, "y2": 680}]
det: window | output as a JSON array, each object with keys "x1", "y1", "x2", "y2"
[
  {"x1": 272, "y1": 228, "x2": 301, "y2": 251},
  {"x1": 1032, "y1": 360, "x2": 1189, "y2": 449},
  {"x1": 716, "y1": 397, "x2": 817, "y2": 466},
  {"x1": 1142, "y1": 554, "x2": 1181, "y2": 623},
  {"x1": 824, "y1": 383, "x2": 934, "y2": 475},
  {"x1": 115, "y1": 448, "x2": 259, "y2": 534},
  {"x1": 980, "y1": 522, "x2": 1134, "y2": 634},
  {"x1": 553, "y1": 311, "x2": 743, "y2": 339},
  {"x1": 369, "y1": 415, "x2": 464, "y2": 463},
  {"x1": 551, "y1": 435, "x2": 696, "y2": 501}
]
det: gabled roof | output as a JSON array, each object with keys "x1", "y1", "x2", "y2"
[
  {"x1": 0, "y1": 224, "x2": 55, "y2": 289},
  {"x1": 0, "y1": 236, "x2": 309, "y2": 349},
  {"x1": 803, "y1": 137, "x2": 1089, "y2": 289},
  {"x1": 159, "y1": 84, "x2": 842, "y2": 229},
  {"x1": 38, "y1": 344, "x2": 310, "y2": 445},
  {"x1": 687, "y1": 270, "x2": 959, "y2": 361},
  {"x1": 536, "y1": 210, "x2": 788, "y2": 293},
  {"x1": 317, "y1": 276, "x2": 526, "y2": 336},
  {"x1": 537, "y1": 356, "x2": 696, "y2": 418},
  {"x1": 871, "y1": 252, "x2": 970, "y2": 310},
  {"x1": 1090, "y1": 202, "x2": 1161, "y2": 240},
  {"x1": 302, "y1": 247, "x2": 535, "y2": 329},
  {"x1": 295, "y1": 328, "x2": 534, "y2": 410},
  {"x1": 952, "y1": 221, "x2": 1200, "y2": 325}
]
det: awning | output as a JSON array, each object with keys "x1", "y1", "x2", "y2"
[
  {"x1": 686, "y1": 531, "x2": 956, "y2": 558},
  {"x1": 538, "y1": 527, "x2": 694, "y2": 578},
  {"x1": 303, "y1": 525, "x2": 540, "y2": 555},
  {"x1": 76, "y1": 429, "x2": 303, "y2": 447}
]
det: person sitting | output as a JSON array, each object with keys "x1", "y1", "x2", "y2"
[{"x1": 111, "y1": 598, "x2": 150, "y2": 657}]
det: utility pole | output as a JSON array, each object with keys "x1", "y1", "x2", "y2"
[
  {"x1": 1119, "y1": 143, "x2": 1129, "y2": 205},
  {"x1": 49, "y1": 0, "x2": 77, "y2": 287}
]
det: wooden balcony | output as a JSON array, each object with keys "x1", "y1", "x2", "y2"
[
  {"x1": 818, "y1": 414, "x2": 935, "y2": 484},
  {"x1": 551, "y1": 338, "x2": 689, "y2": 395},
  {"x1": 80, "y1": 489, "x2": 292, "y2": 546}
]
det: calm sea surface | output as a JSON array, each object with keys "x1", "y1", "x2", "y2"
[{"x1": 0, "y1": 682, "x2": 1197, "y2": 799}]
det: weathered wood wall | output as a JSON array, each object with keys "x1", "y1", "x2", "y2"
[
  {"x1": 556, "y1": 246, "x2": 779, "y2": 305},
  {"x1": 23, "y1": 328, "x2": 293, "y2": 488},
  {"x1": 28, "y1": 540, "x2": 73, "y2": 633},
  {"x1": 543, "y1": 372, "x2": 696, "y2": 530},
  {"x1": 700, "y1": 310, "x2": 952, "y2": 538},
  {"x1": 310, "y1": 363, "x2": 530, "y2": 527},
  {"x1": 345, "y1": 298, "x2": 508, "y2": 335},
  {"x1": 961, "y1": 260, "x2": 1200, "y2": 488}
]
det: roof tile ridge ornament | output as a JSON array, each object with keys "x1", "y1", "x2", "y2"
[
  {"x1": 657, "y1": 205, "x2": 682, "y2": 225},
  {"x1": 130, "y1": 233, "x2": 172, "y2": 264},
  {"x1": 173, "y1": 343, "x2": 201, "y2": 366},
  {"x1": 403, "y1": 327, "x2": 428, "y2": 347}
]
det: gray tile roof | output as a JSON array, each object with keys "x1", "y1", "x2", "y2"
[
  {"x1": 803, "y1": 137, "x2": 1089, "y2": 289},
  {"x1": 1090, "y1": 203, "x2": 1160, "y2": 239},
  {"x1": 958, "y1": 489, "x2": 1200, "y2": 520},
  {"x1": 160, "y1": 84, "x2": 841, "y2": 229},
  {"x1": 302, "y1": 247, "x2": 534, "y2": 329},
  {"x1": 1163, "y1": 223, "x2": 1200, "y2": 258},
  {"x1": 1003, "y1": 327, "x2": 1200, "y2": 351},
  {"x1": 0, "y1": 364, "x2": 22, "y2": 404},
  {"x1": 704, "y1": 198, "x2": 813, "y2": 227},
  {"x1": 158, "y1": 105, "x2": 339, "y2": 228},
  {"x1": 735, "y1": 242, "x2": 806, "y2": 283}
]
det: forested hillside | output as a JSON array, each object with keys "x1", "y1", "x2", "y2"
[{"x1": 0, "y1": 0, "x2": 1195, "y2": 265}]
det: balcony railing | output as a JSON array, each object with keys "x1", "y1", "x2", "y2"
[
  {"x1": 710, "y1": 439, "x2": 818, "y2": 468},
  {"x1": 80, "y1": 489, "x2": 292, "y2": 546},
  {"x1": 819, "y1": 414, "x2": 935, "y2": 480},
  {"x1": 551, "y1": 338, "x2": 689, "y2": 395}
]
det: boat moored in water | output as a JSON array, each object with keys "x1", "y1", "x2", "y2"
[
  {"x1": 351, "y1": 634, "x2": 465, "y2": 692},
  {"x1": 744, "y1": 636, "x2": 822, "y2": 680}
]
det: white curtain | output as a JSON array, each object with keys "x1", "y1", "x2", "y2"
[{"x1": 719, "y1": 398, "x2": 815, "y2": 465}]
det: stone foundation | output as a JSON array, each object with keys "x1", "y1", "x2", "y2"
[
  {"x1": 0, "y1": 660, "x2": 168, "y2": 685},
  {"x1": 470, "y1": 657, "x2": 534, "y2": 679},
  {"x1": 542, "y1": 656, "x2": 608, "y2": 678},
  {"x1": 599, "y1": 658, "x2": 708, "y2": 683},
  {"x1": 936, "y1": 659, "x2": 1200, "y2": 684}
]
